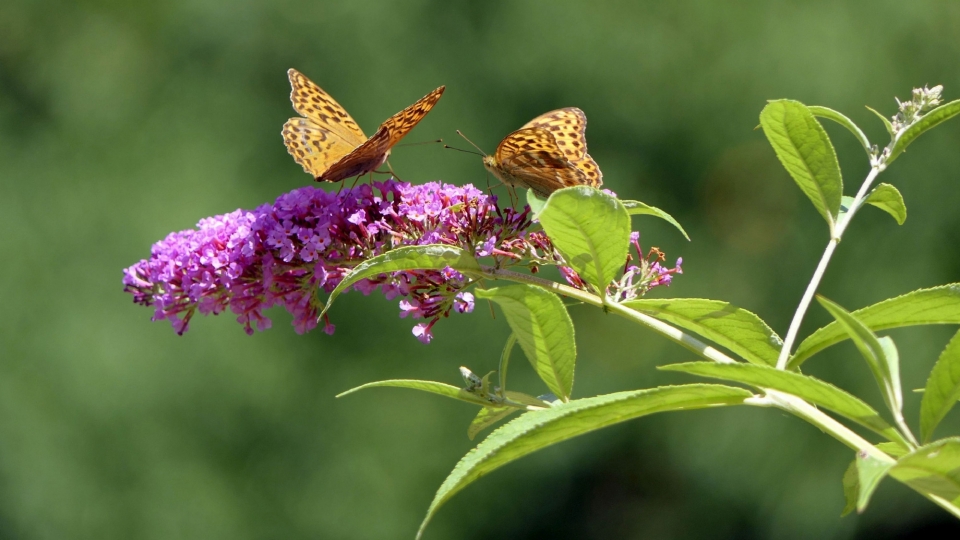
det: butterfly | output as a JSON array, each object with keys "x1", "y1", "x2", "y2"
[
  {"x1": 481, "y1": 107, "x2": 603, "y2": 197},
  {"x1": 282, "y1": 69, "x2": 444, "y2": 182}
]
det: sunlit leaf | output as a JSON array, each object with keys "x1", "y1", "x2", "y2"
[
  {"x1": 621, "y1": 200, "x2": 690, "y2": 241},
  {"x1": 889, "y1": 438, "x2": 960, "y2": 508},
  {"x1": 538, "y1": 186, "x2": 630, "y2": 291},
  {"x1": 866, "y1": 105, "x2": 895, "y2": 139},
  {"x1": 525, "y1": 189, "x2": 548, "y2": 219},
  {"x1": 808, "y1": 105, "x2": 871, "y2": 156},
  {"x1": 660, "y1": 362, "x2": 909, "y2": 446},
  {"x1": 416, "y1": 384, "x2": 753, "y2": 539},
  {"x1": 920, "y1": 329, "x2": 960, "y2": 442},
  {"x1": 817, "y1": 296, "x2": 904, "y2": 421},
  {"x1": 468, "y1": 407, "x2": 518, "y2": 440},
  {"x1": 791, "y1": 284, "x2": 960, "y2": 369},
  {"x1": 888, "y1": 99, "x2": 960, "y2": 164},
  {"x1": 625, "y1": 298, "x2": 782, "y2": 366},
  {"x1": 320, "y1": 245, "x2": 480, "y2": 317},
  {"x1": 475, "y1": 285, "x2": 576, "y2": 401},
  {"x1": 760, "y1": 100, "x2": 843, "y2": 230},
  {"x1": 841, "y1": 459, "x2": 858, "y2": 517},
  {"x1": 336, "y1": 379, "x2": 493, "y2": 406},
  {"x1": 855, "y1": 451, "x2": 894, "y2": 512},
  {"x1": 499, "y1": 333, "x2": 517, "y2": 396},
  {"x1": 864, "y1": 183, "x2": 907, "y2": 225}
]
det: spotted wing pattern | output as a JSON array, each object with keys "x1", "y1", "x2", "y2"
[
  {"x1": 282, "y1": 69, "x2": 369, "y2": 178},
  {"x1": 378, "y1": 86, "x2": 445, "y2": 148},
  {"x1": 520, "y1": 107, "x2": 602, "y2": 187},
  {"x1": 492, "y1": 127, "x2": 591, "y2": 196}
]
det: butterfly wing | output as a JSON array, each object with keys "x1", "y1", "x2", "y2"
[
  {"x1": 494, "y1": 127, "x2": 590, "y2": 196},
  {"x1": 378, "y1": 86, "x2": 445, "y2": 148},
  {"x1": 520, "y1": 107, "x2": 602, "y2": 187},
  {"x1": 317, "y1": 126, "x2": 392, "y2": 182},
  {"x1": 282, "y1": 69, "x2": 368, "y2": 178}
]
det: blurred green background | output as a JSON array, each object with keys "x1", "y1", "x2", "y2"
[{"x1": 2, "y1": 0, "x2": 960, "y2": 538}]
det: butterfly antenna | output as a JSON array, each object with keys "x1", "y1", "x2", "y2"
[
  {"x1": 456, "y1": 130, "x2": 487, "y2": 155},
  {"x1": 443, "y1": 145, "x2": 484, "y2": 156},
  {"x1": 394, "y1": 139, "x2": 444, "y2": 148}
]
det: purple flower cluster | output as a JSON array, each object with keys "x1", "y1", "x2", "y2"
[
  {"x1": 123, "y1": 181, "x2": 682, "y2": 342},
  {"x1": 609, "y1": 232, "x2": 683, "y2": 302},
  {"x1": 123, "y1": 181, "x2": 533, "y2": 342}
]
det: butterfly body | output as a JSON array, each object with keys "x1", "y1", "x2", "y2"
[
  {"x1": 483, "y1": 108, "x2": 602, "y2": 197},
  {"x1": 282, "y1": 69, "x2": 443, "y2": 182}
]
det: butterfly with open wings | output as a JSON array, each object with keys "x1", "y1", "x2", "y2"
[
  {"x1": 482, "y1": 107, "x2": 603, "y2": 198},
  {"x1": 282, "y1": 69, "x2": 444, "y2": 182}
]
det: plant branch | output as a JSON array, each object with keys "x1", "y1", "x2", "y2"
[{"x1": 775, "y1": 166, "x2": 882, "y2": 369}]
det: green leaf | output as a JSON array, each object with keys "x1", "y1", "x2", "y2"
[
  {"x1": 888, "y1": 99, "x2": 960, "y2": 164},
  {"x1": 817, "y1": 296, "x2": 904, "y2": 421},
  {"x1": 336, "y1": 379, "x2": 493, "y2": 407},
  {"x1": 760, "y1": 100, "x2": 843, "y2": 230},
  {"x1": 808, "y1": 105, "x2": 872, "y2": 156},
  {"x1": 538, "y1": 186, "x2": 631, "y2": 291},
  {"x1": 855, "y1": 451, "x2": 894, "y2": 512},
  {"x1": 877, "y1": 442, "x2": 910, "y2": 458},
  {"x1": 659, "y1": 362, "x2": 910, "y2": 446},
  {"x1": 864, "y1": 183, "x2": 907, "y2": 225},
  {"x1": 889, "y1": 438, "x2": 960, "y2": 507},
  {"x1": 319, "y1": 245, "x2": 480, "y2": 318},
  {"x1": 866, "y1": 105, "x2": 895, "y2": 139},
  {"x1": 525, "y1": 189, "x2": 548, "y2": 219},
  {"x1": 624, "y1": 299, "x2": 782, "y2": 366},
  {"x1": 416, "y1": 384, "x2": 752, "y2": 539},
  {"x1": 920, "y1": 329, "x2": 960, "y2": 442},
  {"x1": 791, "y1": 284, "x2": 960, "y2": 369},
  {"x1": 621, "y1": 200, "x2": 690, "y2": 241},
  {"x1": 475, "y1": 285, "x2": 577, "y2": 401},
  {"x1": 468, "y1": 407, "x2": 519, "y2": 440},
  {"x1": 498, "y1": 333, "x2": 517, "y2": 396},
  {"x1": 841, "y1": 459, "x2": 858, "y2": 516}
]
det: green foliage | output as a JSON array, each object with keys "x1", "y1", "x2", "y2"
[
  {"x1": 791, "y1": 284, "x2": 960, "y2": 369},
  {"x1": 841, "y1": 459, "x2": 859, "y2": 516},
  {"x1": 863, "y1": 184, "x2": 907, "y2": 225},
  {"x1": 525, "y1": 189, "x2": 548, "y2": 219},
  {"x1": 417, "y1": 384, "x2": 753, "y2": 539},
  {"x1": 807, "y1": 105, "x2": 872, "y2": 156},
  {"x1": 854, "y1": 452, "x2": 894, "y2": 513},
  {"x1": 759, "y1": 100, "x2": 843, "y2": 231},
  {"x1": 498, "y1": 333, "x2": 518, "y2": 396},
  {"x1": 866, "y1": 105, "x2": 896, "y2": 138},
  {"x1": 660, "y1": 362, "x2": 910, "y2": 447},
  {"x1": 468, "y1": 407, "x2": 519, "y2": 440},
  {"x1": 475, "y1": 285, "x2": 577, "y2": 401},
  {"x1": 920, "y1": 329, "x2": 960, "y2": 442},
  {"x1": 621, "y1": 200, "x2": 691, "y2": 240},
  {"x1": 538, "y1": 187, "x2": 631, "y2": 291},
  {"x1": 888, "y1": 99, "x2": 960, "y2": 164},
  {"x1": 320, "y1": 245, "x2": 480, "y2": 317},
  {"x1": 624, "y1": 299, "x2": 782, "y2": 366},
  {"x1": 816, "y1": 296, "x2": 905, "y2": 425},
  {"x1": 336, "y1": 379, "x2": 494, "y2": 407},
  {"x1": 889, "y1": 438, "x2": 960, "y2": 509}
]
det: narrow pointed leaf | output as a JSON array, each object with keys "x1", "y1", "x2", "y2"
[
  {"x1": 621, "y1": 200, "x2": 690, "y2": 240},
  {"x1": 625, "y1": 298, "x2": 782, "y2": 366},
  {"x1": 866, "y1": 106, "x2": 895, "y2": 138},
  {"x1": 856, "y1": 451, "x2": 894, "y2": 512},
  {"x1": 760, "y1": 100, "x2": 843, "y2": 229},
  {"x1": 876, "y1": 442, "x2": 910, "y2": 458},
  {"x1": 320, "y1": 245, "x2": 480, "y2": 317},
  {"x1": 336, "y1": 379, "x2": 492, "y2": 406},
  {"x1": 791, "y1": 284, "x2": 960, "y2": 369},
  {"x1": 659, "y1": 362, "x2": 909, "y2": 446},
  {"x1": 416, "y1": 384, "x2": 752, "y2": 539},
  {"x1": 468, "y1": 407, "x2": 519, "y2": 440},
  {"x1": 817, "y1": 296, "x2": 903, "y2": 419},
  {"x1": 841, "y1": 459, "x2": 858, "y2": 516},
  {"x1": 888, "y1": 99, "x2": 960, "y2": 164},
  {"x1": 920, "y1": 329, "x2": 960, "y2": 442},
  {"x1": 889, "y1": 438, "x2": 960, "y2": 507},
  {"x1": 538, "y1": 186, "x2": 630, "y2": 291},
  {"x1": 475, "y1": 285, "x2": 576, "y2": 401},
  {"x1": 864, "y1": 183, "x2": 907, "y2": 225},
  {"x1": 808, "y1": 105, "x2": 872, "y2": 155},
  {"x1": 498, "y1": 333, "x2": 517, "y2": 396}
]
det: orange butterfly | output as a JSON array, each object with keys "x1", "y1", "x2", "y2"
[
  {"x1": 482, "y1": 107, "x2": 603, "y2": 197},
  {"x1": 282, "y1": 69, "x2": 444, "y2": 182}
]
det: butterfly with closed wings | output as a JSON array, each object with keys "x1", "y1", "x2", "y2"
[
  {"x1": 481, "y1": 107, "x2": 603, "y2": 198},
  {"x1": 282, "y1": 69, "x2": 444, "y2": 182}
]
